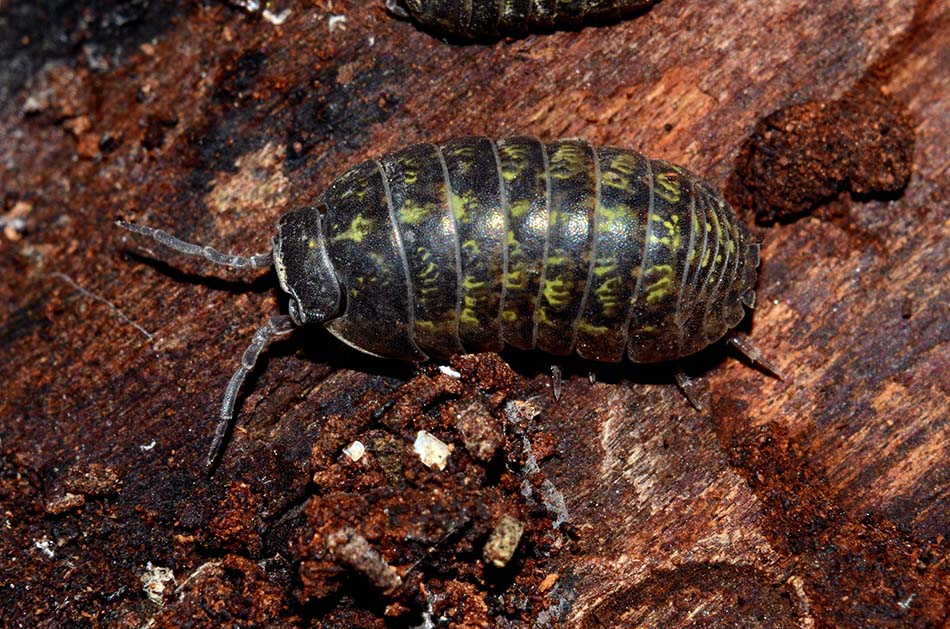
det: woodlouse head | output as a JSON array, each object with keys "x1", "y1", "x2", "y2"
[{"x1": 273, "y1": 206, "x2": 341, "y2": 326}]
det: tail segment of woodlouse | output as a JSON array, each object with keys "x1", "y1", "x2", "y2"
[{"x1": 389, "y1": 0, "x2": 658, "y2": 39}]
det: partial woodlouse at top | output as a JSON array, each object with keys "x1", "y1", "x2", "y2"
[
  {"x1": 118, "y1": 136, "x2": 780, "y2": 466},
  {"x1": 386, "y1": 0, "x2": 658, "y2": 38}
]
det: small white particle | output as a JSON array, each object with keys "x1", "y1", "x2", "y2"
[
  {"x1": 438, "y1": 365, "x2": 461, "y2": 379},
  {"x1": 342, "y1": 440, "x2": 366, "y2": 462},
  {"x1": 367, "y1": 35, "x2": 376, "y2": 47},
  {"x1": 898, "y1": 593, "x2": 916, "y2": 610},
  {"x1": 413, "y1": 431, "x2": 450, "y2": 471},
  {"x1": 33, "y1": 538, "x2": 55, "y2": 558},
  {"x1": 773, "y1": 299, "x2": 779, "y2": 305},
  {"x1": 262, "y1": 8, "x2": 291, "y2": 25},
  {"x1": 328, "y1": 14, "x2": 347, "y2": 31},
  {"x1": 139, "y1": 440, "x2": 156, "y2": 452}
]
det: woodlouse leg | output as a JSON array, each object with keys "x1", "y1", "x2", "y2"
[
  {"x1": 551, "y1": 365, "x2": 563, "y2": 401},
  {"x1": 207, "y1": 315, "x2": 296, "y2": 468},
  {"x1": 728, "y1": 336, "x2": 786, "y2": 380},
  {"x1": 116, "y1": 220, "x2": 273, "y2": 270},
  {"x1": 675, "y1": 370, "x2": 707, "y2": 412}
]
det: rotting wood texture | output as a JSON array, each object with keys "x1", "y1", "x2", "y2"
[{"x1": 0, "y1": 0, "x2": 947, "y2": 626}]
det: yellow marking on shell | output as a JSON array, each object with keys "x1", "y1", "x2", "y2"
[
  {"x1": 610, "y1": 153, "x2": 640, "y2": 174},
  {"x1": 462, "y1": 275, "x2": 486, "y2": 291},
  {"x1": 649, "y1": 213, "x2": 683, "y2": 250},
  {"x1": 339, "y1": 184, "x2": 368, "y2": 202},
  {"x1": 602, "y1": 171, "x2": 632, "y2": 192},
  {"x1": 595, "y1": 276, "x2": 622, "y2": 313},
  {"x1": 654, "y1": 171, "x2": 681, "y2": 204},
  {"x1": 460, "y1": 293, "x2": 481, "y2": 326},
  {"x1": 502, "y1": 309, "x2": 517, "y2": 322},
  {"x1": 535, "y1": 306, "x2": 554, "y2": 326},
  {"x1": 450, "y1": 190, "x2": 477, "y2": 221},
  {"x1": 642, "y1": 264, "x2": 675, "y2": 303},
  {"x1": 577, "y1": 320, "x2": 609, "y2": 335},
  {"x1": 647, "y1": 264, "x2": 674, "y2": 277},
  {"x1": 500, "y1": 144, "x2": 531, "y2": 180},
  {"x1": 504, "y1": 268, "x2": 526, "y2": 290},
  {"x1": 709, "y1": 204, "x2": 723, "y2": 239},
  {"x1": 508, "y1": 199, "x2": 532, "y2": 218},
  {"x1": 415, "y1": 320, "x2": 435, "y2": 331},
  {"x1": 597, "y1": 204, "x2": 633, "y2": 226},
  {"x1": 461, "y1": 239, "x2": 481, "y2": 255},
  {"x1": 331, "y1": 215, "x2": 373, "y2": 243},
  {"x1": 541, "y1": 276, "x2": 571, "y2": 308},
  {"x1": 593, "y1": 260, "x2": 617, "y2": 277},
  {"x1": 448, "y1": 146, "x2": 476, "y2": 174},
  {"x1": 418, "y1": 261, "x2": 438, "y2": 280},
  {"x1": 546, "y1": 254, "x2": 567, "y2": 266},
  {"x1": 448, "y1": 144, "x2": 477, "y2": 159},
  {"x1": 307, "y1": 239, "x2": 317, "y2": 249},
  {"x1": 500, "y1": 142, "x2": 529, "y2": 161},
  {"x1": 398, "y1": 200, "x2": 433, "y2": 225},
  {"x1": 549, "y1": 143, "x2": 588, "y2": 179},
  {"x1": 646, "y1": 278, "x2": 673, "y2": 303}
]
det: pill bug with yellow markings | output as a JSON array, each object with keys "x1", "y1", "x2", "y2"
[
  {"x1": 119, "y1": 136, "x2": 778, "y2": 467},
  {"x1": 386, "y1": 0, "x2": 658, "y2": 38}
]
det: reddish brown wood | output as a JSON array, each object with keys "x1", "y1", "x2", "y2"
[{"x1": 0, "y1": 0, "x2": 947, "y2": 626}]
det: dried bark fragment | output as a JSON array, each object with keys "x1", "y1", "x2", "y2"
[
  {"x1": 728, "y1": 83, "x2": 915, "y2": 224},
  {"x1": 483, "y1": 514, "x2": 525, "y2": 568}
]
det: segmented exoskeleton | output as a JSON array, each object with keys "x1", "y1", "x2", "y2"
[
  {"x1": 119, "y1": 136, "x2": 779, "y2": 466},
  {"x1": 387, "y1": 0, "x2": 657, "y2": 38}
]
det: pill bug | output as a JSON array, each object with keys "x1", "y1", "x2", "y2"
[
  {"x1": 118, "y1": 136, "x2": 781, "y2": 466},
  {"x1": 386, "y1": 0, "x2": 658, "y2": 38}
]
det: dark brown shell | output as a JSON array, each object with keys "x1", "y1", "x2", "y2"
[{"x1": 288, "y1": 137, "x2": 759, "y2": 364}]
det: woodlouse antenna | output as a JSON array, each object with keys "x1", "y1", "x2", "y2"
[
  {"x1": 728, "y1": 336, "x2": 786, "y2": 380},
  {"x1": 207, "y1": 315, "x2": 297, "y2": 468},
  {"x1": 116, "y1": 220, "x2": 273, "y2": 270}
]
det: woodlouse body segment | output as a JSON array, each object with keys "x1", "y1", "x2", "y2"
[
  {"x1": 118, "y1": 136, "x2": 770, "y2": 466},
  {"x1": 392, "y1": 0, "x2": 657, "y2": 38},
  {"x1": 310, "y1": 137, "x2": 758, "y2": 364}
]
